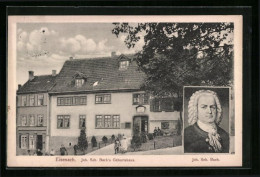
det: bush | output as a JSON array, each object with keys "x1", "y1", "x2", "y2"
[
  {"x1": 78, "y1": 129, "x2": 88, "y2": 153},
  {"x1": 147, "y1": 133, "x2": 154, "y2": 140},
  {"x1": 131, "y1": 135, "x2": 142, "y2": 151},
  {"x1": 102, "y1": 136, "x2": 108, "y2": 144},
  {"x1": 91, "y1": 136, "x2": 97, "y2": 148},
  {"x1": 111, "y1": 134, "x2": 115, "y2": 141},
  {"x1": 141, "y1": 132, "x2": 147, "y2": 143}
]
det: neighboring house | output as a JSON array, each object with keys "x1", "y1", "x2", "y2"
[
  {"x1": 16, "y1": 70, "x2": 56, "y2": 155},
  {"x1": 48, "y1": 54, "x2": 181, "y2": 151}
]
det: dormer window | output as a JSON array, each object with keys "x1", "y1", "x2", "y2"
[
  {"x1": 120, "y1": 61, "x2": 129, "y2": 69},
  {"x1": 75, "y1": 79, "x2": 84, "y2": 87}
]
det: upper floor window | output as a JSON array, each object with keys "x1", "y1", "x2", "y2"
[
  {"x1": 57, "y1": 115, "x2": 70, "y2": 128},
  {"x1": 29, "y1": 115, "x2": 35, "y2": 126},
  {"x1": 133, "y1": 93, "x2": 149, "y2": 105},
  {"x1": 57, "y1": 96, "x2": 87, "y2": 106},
  {"x1": 29, "y1": 95, "x2": 35, "y2": 106},
  {"x1": 150, "y1": 98, "x2": 179, "y2": 112},
  {"x1": 22, "y1": 96, "x2": 27, "y2": 106},
  {"x1": 95, "y1": 94, "x2": 111, "y2": 104},
  {"x1": 21, "y1": 115, "x2": 27, "y2": 126},
  {"x1": 119, "y1": 61, "x2": 129, "y2": 69},
  {"x1": 37, "y1": 94, "x2": 44, "y2": 106},
  {"x1": 75, "y1": 79, "x2": 84, "y2": 87},
  {"x1": 37, "y1": 115, "x2": 44, "y2": 126}
]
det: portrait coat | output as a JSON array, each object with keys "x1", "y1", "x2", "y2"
[{"x1": 184, "y1": 122, "x2": 229, "y2": 153}]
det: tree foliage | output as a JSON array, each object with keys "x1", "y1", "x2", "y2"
[
  {"x1": 112, "y1": 23, "x2": 234, "y2": 97},
  {"x1": 78, "y1": 128, "x2": 88, "y2": 152}
]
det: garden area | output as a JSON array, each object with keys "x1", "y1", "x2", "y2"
[
  {"x1": 128, "y1": 134, "x2": 182, "y2": 152},
  {"x1": 65, "y1": 130, "x2": 122, "y2": 155}
]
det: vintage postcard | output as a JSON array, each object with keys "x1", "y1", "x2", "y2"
[{"x1": 7, "y1": 15, "x2": 242, "y2": 167}]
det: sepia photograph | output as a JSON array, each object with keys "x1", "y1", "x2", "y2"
[
  {"x1": 7, "y1": 15, "x2": 242, "y2": 167},
  {"x1": 183, "y1": 87, "x2": 232, "y2": 153}
]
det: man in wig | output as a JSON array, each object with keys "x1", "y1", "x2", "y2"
[{"x1": 184, "y1": 90, "x2": 229, "y2": 153}]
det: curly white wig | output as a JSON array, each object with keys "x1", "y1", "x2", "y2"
[{"x1": 188, "y1": 90, "x2": 222, "y2": 125}]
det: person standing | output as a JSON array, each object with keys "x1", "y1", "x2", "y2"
[
  {"x1": 60, "y1": 144, "x2": 68, "y2": 155},
  {"x1": 114, "y1": 137, "x2": 120, "y2": 154},
  {"x1": 36, "y1": 149, "x2": 43, "y2": 156}
]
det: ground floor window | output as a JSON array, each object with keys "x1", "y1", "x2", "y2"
[
  {"x1": 29, "y1": 135, "x2": 36, "y2": 149},
  {"x1": 57, "y1": 115, "x2": 70, "y2": 128},
  {"x1": 161, "y1": 122, "x2": 170, "y2": 129},
  {"x1": 79, "y1": 115, "x2": 86, "y2": 128},
  {"x1": 95, "y1": 115, "x2": 120, "y2": 129},
  {"x1": 21, "y1": 135, "x2": 27, "y2": 149}
]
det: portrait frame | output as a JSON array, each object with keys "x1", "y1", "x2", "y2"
[{"x1": 1, "y1": 2, "x2": 259, "y2": 177}]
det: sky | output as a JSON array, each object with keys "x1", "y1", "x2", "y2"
[{"x1": 16, "y1": 23, "x2": 144, "y2": 86}]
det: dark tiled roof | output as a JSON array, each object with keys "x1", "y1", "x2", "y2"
[
  {"x1": 50, "y1": 55, "x2": 146, "y2": 93},
  {"x1": 17, "y1": 75, "x2": 56, "y2": 94}
]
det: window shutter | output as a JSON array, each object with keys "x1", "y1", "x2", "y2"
[
  {"x1": 19, "y1": 134, "x2": 21, "y2": 148},
  {"x1": 121, "y1": 123, "x2": 125, "y2": 129}
]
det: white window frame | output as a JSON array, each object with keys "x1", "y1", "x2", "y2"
[
  {"x1": 21, "y1": 135, "x2": 27, "y2": 149},
  {"x1": 29, "y1": 135, "x2": 35, "y2": 150},
  {"x1": 37, "y1": 94, "x2": 44, "y2": 106}
]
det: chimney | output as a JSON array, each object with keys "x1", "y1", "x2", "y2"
[
  {"x1": 69, "y1": 56, "x2": 73, "y2": 60},
  {"x1": 29, "y1": 71, "x2": 34, "y2": 81},
  {"x1": 18, "y1": 84, "x2": 21, "y2": 90},
  {"x1": 111, "y1": 51, "x2": 116, "y2": 58},
  {"x1": 52, "y1": 70, "x2": 56, "y2": 77}
]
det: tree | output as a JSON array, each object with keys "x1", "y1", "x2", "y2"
[
  {"x1": 77, "y1": 128, "x2": 88, "y2": 154},
  {"x1": 112, "y1": 23, "x2": 234, "y2": 130}
]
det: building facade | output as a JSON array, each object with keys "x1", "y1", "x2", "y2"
[
  {"x1": 17, "y1": 54, "x2": 181, "y2": 155},
  {"x1": 16, "y1": 71, "x2": 56, "y2": 155},
  {"x1": 48, "y1": 54, "x2": 181, "y2": 152}
]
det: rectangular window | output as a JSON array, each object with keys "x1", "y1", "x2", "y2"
[
  {"x1": 96, "y1": 115, "x2": 103, "y2": 128},
  {"x1": 37, "y1": 94, "x2": 44, "y2": 106},
  {"x1": 57, "y1": 96, "x2": 87, "y2": 106},
  {"x1": 125, "y1": 122, "x2": 131, "y2": 129},
  {"x1": 120, "y1": 61, "x2": 129, "y2": 69},
  {"x1": 21, "y1": 135, "x2": 27, "y2": 149},
  {"x1": 37, "y1": 115, "x2": 43, "y2": 126},
  {"x1": 29, "y1": 135, "x2": 35, "y2": 149},
  {"x1": 151, "y1": 98, "x2": 161, "y2": 112},
  {"x1": 76, "y1": 79, "x2": 84, "y2": 87},
  {"x1": 95, "y1": 94, "x2": 111, "y2": 104},
  {"x1": 96, "y1": 115, "x2": 120, "y2": 129},
  {"x1": 29, "y1": 115, "x2": 35, "y2": 126},
  {"x1": 161, "y1": 122, "x2": 170, "y2": 129},
  {"x1": 79, "y1": 115, "x2": 86, "y2": 129},
  {"x1": 21, "y1": 115, "x2": 27, "y2": 126},
  {"x1": 133, "y1": 93, "x2": 149, "y2": 105},
  {"x1": 104, "y1": 115, "x2": 111, "y2": 128},
  {"x1": 57, "y1": 115, "x2": 70, "y2": 128},
  {"x1": 29, "y1": 95, "x2": 35, "y2": 106},
  {"x1": 112, "y1": 115, "x2": 120, "y2": 128},
  {"x1": 22, "y1": 96, "x2": 27, "y2": 106}
]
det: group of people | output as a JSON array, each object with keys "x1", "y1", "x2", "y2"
[
  {"x1": 153, "y1": 127, "x2": 162, "y2": 137},
  {"x1": 114, "y1": 136, "x2": 128, "y2": 154}
]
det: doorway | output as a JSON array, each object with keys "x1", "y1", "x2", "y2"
[
  {"x1": 133, "y1": 116, "x2": 148, "y2": 135},
  {"x1": 36, "y1": 135, "x2": 43, "y2": 150}
]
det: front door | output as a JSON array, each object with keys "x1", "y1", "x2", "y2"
[
  {"x1": 36, "y1": 135, "x2": 42, "y2": 150},
  {"x1": 133, "y1": 116, "x2": 148, "y2": 135}
]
